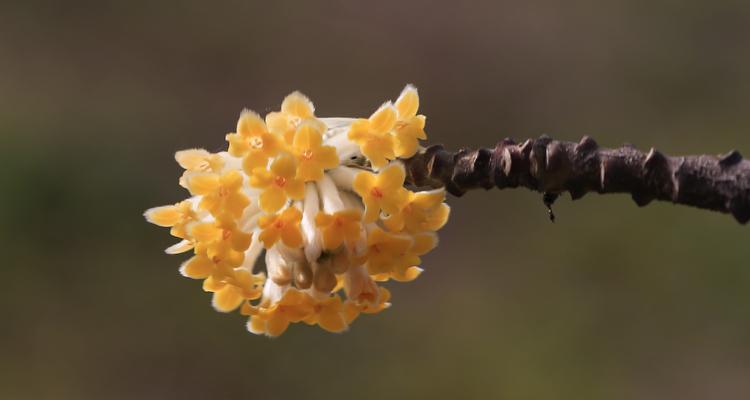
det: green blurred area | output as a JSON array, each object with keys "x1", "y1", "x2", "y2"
[{"x1": 2, "y1": 1, "x2": 750, "y2": 399}]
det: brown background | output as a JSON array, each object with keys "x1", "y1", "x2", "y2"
[{"x1": 2, "y1": 1, "x2": 750, "y2": 399}]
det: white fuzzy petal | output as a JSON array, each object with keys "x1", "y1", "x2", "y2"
[
  {"x1": 318, "y1": 174, "x2": 345, "y2": 213},
  {"x1": 327, "y1": 167, "x2": 358, "y2": 191}
]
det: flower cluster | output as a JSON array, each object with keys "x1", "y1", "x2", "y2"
[{"x1": 145, "y1": 85, "x2": 449, "y2": 336}]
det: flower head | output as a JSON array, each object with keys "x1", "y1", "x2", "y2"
[
  {"x1": 291, "y1": 122, "x2": 339, "y2": 181},
  {"x1": 145, "y1": 85, "x2": 450, "y2": 337},
  {"x1": 347, "y1": 103, "x2": 398, "y2": 169},
  {"x1": 353, "y1": 163, "x2": 410, "y2": 223},
  {"x1": 266, "y1": 91, "x2": 326, "y2": 145},
  {"x1": 392, "y1": 85, "x2": 427, "y2": 158},
  {"x1": 249, "y1": 153, "x2": 305, "y2": 213},
  {"x1": 258, "y1": 207, "x2": 304, "y2": 249},
  {"x1": 226, "y1": 110, "x2": 284, "y2": 173}
]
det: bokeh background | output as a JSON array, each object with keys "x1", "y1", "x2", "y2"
[{"x1": 2, "y1": 1, "x2": 750, "y2": 399}]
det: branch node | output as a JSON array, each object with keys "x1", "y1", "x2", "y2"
[
  {"x1": 575, "y1": 136, "x2": 598, "y2": 153},
  {"x1": 719, "y1": 150, "x2": 743, "y2": 168}
]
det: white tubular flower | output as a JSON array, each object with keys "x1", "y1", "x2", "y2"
[{"x1": 145, "y1": 85, "x2": 450, "y2": 337}]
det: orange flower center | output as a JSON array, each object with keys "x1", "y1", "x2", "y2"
[
  {"x1": 274, "y1": 176, "x2": 287, "y2": 187},
  {"x1": 274, "y1": 220, "x2": 285, "y2": 229},
  {"x1": 301, "y1": 149, "x2": 314, "y2": 160},
  {"x1": 218, "y1": 186, "x2": 230, "y2": 197},
  {"x1": 222, "y1": 229, "x2": 232, "y2": 240},
  {"x1": 249, "y1": 136, "x2": 264, "y2": 149},
  {"x1": 370, "y1": 187, "x2": 383, "y2": 198}
]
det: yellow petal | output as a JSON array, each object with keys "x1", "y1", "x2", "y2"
[
  {"x1": 231, "y1": 231, "x2": 253, "y2": 252},
  {"x1": 346, "y1": 119, "x2": 371, "y2": 142},
  {"x1": 316, "y1": 146, "x2": 340, "y2": 169},
  {"x1": 383, "y1": 212, "x2": 405, "y2": 232},
  {"x1": 391, "y1": 266, "x2": 423, "y2": 282},
  {"x1": 144, "y1": 205, "x2": 182, "y2": 227},
  {"x1": 318, "y1": 307, "x2": 347, "y2": 333},
  {"x1": 179, "y1": 255, "x2": 214, "y2": 279},
  {"x1": 293, "y1": 122, "x2": 323, "y2": 150},
  {"x1": 225, "y1": 192, "x2": 250, "y2": 218},
  {"x1": 368, "y1": 103, "x2": 397, "y2": 134},
  {"x1": 175, "y1": 149, "x2": 211, "y2": 170},
  {"x1": 321, "y1": 228, "x2": 344, "y2": 249},
  {"x1": 411, "y1": 232, "x2": 437, "y2": 255},
  {"x1": 412, "y1": 189, "x2": 445, "y2": 209},
  {"x1": 202, "y1": 275, "x2": 223, "y2": 292},
  {"x1": 363, "y1": 204, "x2": 380, "y2": 223},
  {"x1": 265, "y1": 111, "x2": 290, "y2": 136},
  {"x1": 281, "y1": 226, "x2": 303, "y2": 248},
  {"x1": 378, "y1": 163, "x2": 406, "y2": 190},
  {"x1": 220, "y1": 170, "x2": 244, "y2": 191},
  {"x1": 395, "y1": 84, "x2": 419, "y2": 119},
  {"x1": 191, "y1": 223, "x2": 221, "y2": 243},
  {"x1": 165, "y1": 239, "x2": 193, "y2": 254},
  {"x1": 237, "y1": 110, "x2": 267, "y2": 137},
  {"x1": 187, "y1": 174, "x2": 220, "y2": 196},
  {"x1": 281, "y1": 91, "x2": 315, "y2": 118},
  {"x1": 315, "y1": 212, "x2": 334, "y2": 227},
  {"x1": 212, "y1": 284, "x2": 244, "y2": 312},
  {"x1": 380, "y1": 190, "x2": 409, "y2": 216},
  {"x1": 361, "y1": 137, "x2": 395, "y2": 169},
  {"x1": 247, "y1": 316, "x2": 267, "y2": 335},
  {"x1": 271, "y1": 153, "x2": 298, "y2": 179},
  {"x1": 242, "y1": 153, "x2": 269, "y2": 175},
  {"x1": 352, "y1": 171, "x2": 375, "y2": 197},
  {"x1": 393, "y1": 133, "x2": 419, "y2": 158},
  {"x1": 266, "y1": 311, "x2": 291, "y2": 337},
  {"x1": 285, "y1": 178, "x2": 306, "y2": 200},
  {"x1": 260, "y1": 186, "x2": 287, "y2": 213},
  {"x1": 423, "y1": 204, "x2": 450, "y2": 231},
  {"x1": 259, "y1": 226, "x2": 281, "y2": 248},
  {"x1": 226, "y1": 133, "x2": 250, "y2": 157},
  {"x1": 249, "y1": 168, "x2": 273, "y2": 188}
]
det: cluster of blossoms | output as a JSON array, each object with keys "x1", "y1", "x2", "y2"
[{"x1": 144, "y1": 85, "x2": 450, "y2": 337}]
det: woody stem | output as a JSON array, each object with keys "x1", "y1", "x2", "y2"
[{"x1": 402, "y1": 135, "x2": 750, "y2": 224}]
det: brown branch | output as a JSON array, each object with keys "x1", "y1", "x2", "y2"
[{"x1": 403, "y1": 135, "x2": 750, "y2": 224}]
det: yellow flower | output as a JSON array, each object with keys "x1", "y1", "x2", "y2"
[
  {"x1": 144, "y1": 200, "x2": 196, "y2": 241},
  {"x1": 175, "y1": 149, "x2": 225, "y2": 188},
  {"x1": 249, "y1": 153, "x2": 305, "y2": 213},
  {"x1": 291, "y1": 122, "x2": 339, "y2": 181},
  {"x1": 178, "y1": 254, "x2": 215, "y2": 279},
  {"x1": 303, "y1": 295, "x2": 349, "y2": 333},
  {"x1": 347, "y1": 103, "x2": 398, "y2": 169},
  {"x1": 314, "y1": 209, "x2": 363, "y2": 250},
  {"x1": 204, "y1": 269, "x2": 265, "y2": 312},
  {"x1": 357, "y1": 286, "x2": 391, "y2": 314},
  {"x1": 190, "y1": 218, "x2": 252, "y2": 266},
  {"x1": 364, "y1": 227, "x2": 416, "y2": 276},
  {"x1": 352, "y1": 163, "x2": 410, "y2": 223},
  {"x1": 226, "y1": 110, "x2": 284, "y2": 173},
  {"x1": 247, "y1": 288, "x2": 315, "y2": 337},
  {"x1": 258, "y1": 207, "x2": 304, "y2": 249},
  {"x1": 373, "y1": 266, "x2": 424, "y2": 283},
  {"x1": 392, "y1": 85, "x2": 427, "y2": 158},
  {"x1": 186, "y1": 170, "x2": 250, "y2": 219},
  {"x1": 266, "y1": 91, "x2": 326, "y2": 145},
  {"x1": 383, "y1": 189, "x2": 450, "y2": 233}
]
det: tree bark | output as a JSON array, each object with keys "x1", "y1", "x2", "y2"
[{"x1": 402, "y1": 135, "x2": 750, "y2": 224}]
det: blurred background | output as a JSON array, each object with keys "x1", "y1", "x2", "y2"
[{"x1": 2, "y1": 1, "x2": 750, "y2": 399}]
